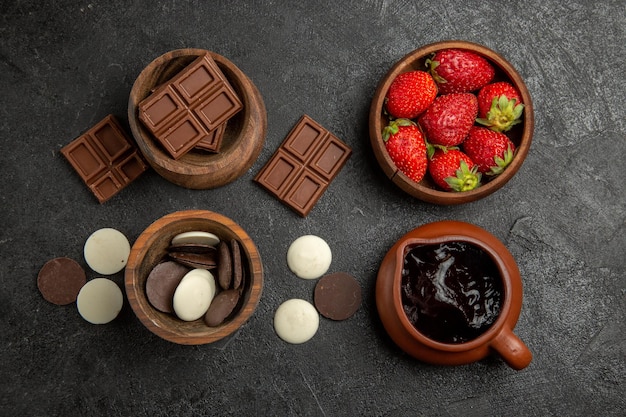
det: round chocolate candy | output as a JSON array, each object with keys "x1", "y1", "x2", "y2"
[
  {"x1": 204, "y1": 289, "x2": 240, "y2": 327},
  {"x1": 37, "y1": 257, "x2": 87, "y2": 305},
  {"x1": 145, "y1": 261, "x2": 189, "y2": 313},
  {"x1": 286, "y1": 235, "x2": 332, "y2": 280},
  {"x1": 76, "y1": 278, "x2": 123, "y2": 324},
  {"x1": 83, "y1": 228, "x2": 130, "y2": 275},
  {"x1": 314, "y1": 272, "x2": 362, "y2": 321},
  {"x1": 274, "y1": 299, "x2": 319, "y2": 344},
  {"x1": 217, "y1": 241, "x2": 232, "y2": 290},
  {"x1": 172, "y1": 269, "x2": 216, "y2": 321}
]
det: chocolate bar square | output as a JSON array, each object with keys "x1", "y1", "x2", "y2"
[
  {"x1": 138, "y1": 54, "x2": 242, "y2": 159},
  {"x1": 61, "y1": 115, "x2": 148, "y2": 203},
  {"x1": 255, "y1": 115, "x2": 352, "y2": 217}
]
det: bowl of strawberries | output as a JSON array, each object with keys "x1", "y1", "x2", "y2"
[{"x1": 369, "y1": 40, "x2": 534, "y2": 204}]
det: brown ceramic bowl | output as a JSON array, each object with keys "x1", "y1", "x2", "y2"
[
  {"x1": 376, "y1": 220, "x2": 532, "y2": 369},
  {"x1": 369, "y1": 40, "x2": 534, "y2": 204},
  {"x1": 124, "y1": 210, "x2": 263, "y2": 345},
  {"x1": 128, "y1": 48, "x2": 267, "y2": 189}
]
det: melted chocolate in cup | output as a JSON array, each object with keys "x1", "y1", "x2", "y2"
[{"x1": 401, "y1": 241, "x2": 503, "y2": 344}]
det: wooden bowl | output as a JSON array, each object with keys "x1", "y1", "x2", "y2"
[
  {"x1": 369, "y1": 40, "x2": 534, "y2": 204},
  {"x1": 124, "y1": 210, "x2": 263, "y2": 345},
  {"x1": 128, "y1": 49, "x2": 267, "y2": 189}
]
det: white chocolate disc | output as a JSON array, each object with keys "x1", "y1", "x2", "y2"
[
  {"x1": 273, "y1": 299, "x2": 319, "y2": 344},
  {"x1": 83, "y1": 228, "x2": 131, "y2": 275},
  {"x1": 286, "y1": 235, "x2": 332, "y2": 279},
  {"x1": 173, "y1": 269, "x2": 216, "y2": 321},
  {"x1": 76, "y1": 278, "x2": 123, "y2": 324},
  {"x1": 171, "y1": 231, "x2": 220, "y2": 247}
]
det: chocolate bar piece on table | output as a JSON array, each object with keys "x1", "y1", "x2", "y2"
[
  {"x1": 61, "y1": 114, "x2": 148, "y2": 203},
  {"x1": 255, "y1": 115, "x2": 352, "y2": 217}
]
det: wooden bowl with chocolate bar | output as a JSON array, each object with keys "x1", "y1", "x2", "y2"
[
  {"x1": 369, "y1": 40, "x2": 534, "y2": 204},
  {"x1": 124, "y1": 210, "x2": 263, "y2": 345},
  {"x1": 128, "y1": 48, "x2": 267, "y2": 189}
]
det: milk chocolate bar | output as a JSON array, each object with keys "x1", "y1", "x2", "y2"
[
  {"x1": 61, "y1": 115, "x2": 148, "y2": 203},
  {"x1": 138, "y1": 54, "x2": 242, "y2": 158},
  {"x1": 255, "y1": 115, "x2": 351, "y2": 217}
]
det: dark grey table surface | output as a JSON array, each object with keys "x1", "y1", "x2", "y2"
[{"x1": 1, "y1": 1, "x2": 624, "y2": 416}]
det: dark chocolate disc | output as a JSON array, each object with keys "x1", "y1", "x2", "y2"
[
  {"x1": 217, "y1": 241, "x2": 232, "y2": 290},
  {"x1": 145, "y1": 261, "x2": 189, "y2": 313},
  {"x1": 168, "y1": 251, "x2": 217, "y2": 269},
  {"x1": 37, "y1": 257, "x2": 87, "y2": 305},
  {"x1": 204, "y1": 289, "x2": 240, "y2": 327},
  {"x1": 231, "y1": 239, "x2": 243, "y2": 290},
  {"x1": 314, "y1": 272, "x2": 362, "y2": 321}
]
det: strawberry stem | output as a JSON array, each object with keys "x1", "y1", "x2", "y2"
[{"x1": 445, "y1": 160, "x2": 482, "y2": 192}]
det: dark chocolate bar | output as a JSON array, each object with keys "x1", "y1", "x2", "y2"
[
  {"x1": 254, "y1": 115, "x2": 351, "y2": 217},
  {"x1": 61, "y1": 115, "x2": 148, "y2": 203},
  {"x1": 138, "y1": 54, "x2": 242, "y2": 159}
]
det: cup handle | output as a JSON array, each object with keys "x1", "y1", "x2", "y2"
[{"x1": 491, "y1": 327, "x2": 532, "y2": 370}]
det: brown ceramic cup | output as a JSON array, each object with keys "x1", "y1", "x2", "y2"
[{"x1": 376, "y1": 220, "x2": 532, "y2": 370}]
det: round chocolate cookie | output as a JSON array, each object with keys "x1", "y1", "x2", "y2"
[
  {"x1": 145, "y1": 261, "x2": 189, "y2": 313},
  {"x1": 37, "y1": 257, "x2": 87, "y2": 305},
  {"x1": 314, "y1": 272, "x2": 362, "y2": 321}
]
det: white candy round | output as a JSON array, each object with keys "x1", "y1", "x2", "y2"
[
  {"x1": 172, "y1": 269, "x2": 216, "y2": 321},
  {"x1": 83, "y1": 228, "x2": 131, "y2": 275},
  {"x1": 286, "y1": 235, "x2": 332, "y2": 279},
  {"x1": 273, "y1": 299, "x2": 319, "y2": 344},
  {"x1": 76, "y1": 278, "x2": 123, "y2": 324}
]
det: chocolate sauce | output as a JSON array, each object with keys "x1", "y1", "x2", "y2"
[{"x1": 401, "y1": 241, "x2": 503, "y2": 344}]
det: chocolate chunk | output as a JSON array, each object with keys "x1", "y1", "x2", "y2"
[
  {"x1": 217, "y1": 241, "x2": 232, "y2": 290},
  {"x1": 204, "y1": 289, "x2": 240, "y2": 327},
  {"x1": 37, "y1": 257, "x2": 87, "y2": 305},
  {"x1": 61, "y1": 115, "x2": 148, "y2": 203},
  {"x1": 231, "y1": 239, "x2": 243, "y2": 290},
  {"x1": 145, "y1": 261, "x2": 189, "y2": 313},
  {"x1": 314, "y1": 272, "x2": 362, "y2": 321},
  {"x1": 254, "y1": 115, "x2": 352, "y2": 217},
  {"x1": 138, "y1": 54, "x2": 242, "y2": 159}
]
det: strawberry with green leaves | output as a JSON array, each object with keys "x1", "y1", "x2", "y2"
[
  {"x1": 463, "y1": 126, "x2": 516, "y2": 175},
  {"x1": 385, "y1": 70, "x2": 438, "y2": 119},
  {"x1": 428, "y1": 148, "x2": 481, "y2": 191},
  {"x1": 382, "y1": 119, "x2": 428, "y2": 183},
  {"x1": 476, "y1": 81, "x2": 524, "y2": 132},
  {"x1": 426, "y1": 49, "x2": 495, "y2": 94},
  {"x1": 418, "y1": 93, "x2": 478, "y2": 147}
]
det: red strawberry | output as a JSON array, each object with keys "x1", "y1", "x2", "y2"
[
  {"x1": 385, "y1": 70, "x2": 438, "y2": 119},
  {"x1": 382, "y1": 119, "x2": 428, "y2": 183},
  {"x1": 426, "y1": 49, "x2": 495, "y2": 94},
  {"x1": 418, "y1": 93, "x2": 478, "y2": 147},
  {"x1": 428, "y1": 148, "x2": 481, "y2": 191},
  {"x1": 476, "y1": 81, "x2": 524, "y2": 132},
  {"x1": 463, "y1": 126, "x2": 516, "y2": 175}
]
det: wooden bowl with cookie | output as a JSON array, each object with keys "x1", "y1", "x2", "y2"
[
  {"x1": 124, "y1": 210, "x2": 263, "y2": 345},
  {"x1": 128, "y1": 48, "x2": 267, "y2": 189},
  {"x1": 369, "y1": 40, "x2": 534, "y2": 204}
]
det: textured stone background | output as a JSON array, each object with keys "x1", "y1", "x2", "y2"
[{"x1": 1, "y1": 1, "x2": 624, "y2": 416}]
